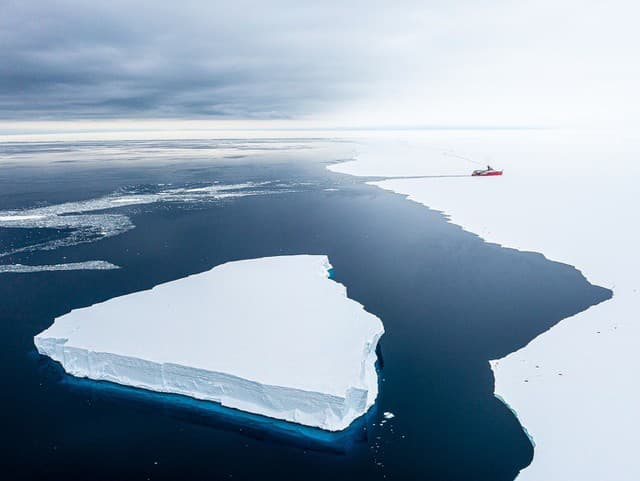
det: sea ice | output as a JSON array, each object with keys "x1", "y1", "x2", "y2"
[
  {"x1": 0, "y1": 214, "x2": 46, "y2": 221},
  {"x1": 330, "y1": 131, "x2": 640, "y2": 480},
  {"x1": 0, "y1": 181, "x2": 294, "y2": 267},
  {"x1": 35, "y1": 255, "x2": 384, "y2": 431},
  {"x1": 0, "y1": 261, "x2": 120, "y2": 273}
]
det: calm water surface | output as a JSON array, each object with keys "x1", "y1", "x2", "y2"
[{"x1": 0, "y1": 140, "x2": 611, "y2": 480}]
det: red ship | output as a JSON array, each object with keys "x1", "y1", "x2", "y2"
[{"x1": 472, "y1": 166, "x2": 503, "y2": 177}]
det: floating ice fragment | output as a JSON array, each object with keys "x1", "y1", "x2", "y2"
[
  {"x1": 0, "y1": 214, "x2": 46, "y2": 221},
  {"x1": 0, "y1": 181, "x2": 297, "y2": 261},
  {"x1": 0, "y1": 261, "x2": 120, "y2": 273}
]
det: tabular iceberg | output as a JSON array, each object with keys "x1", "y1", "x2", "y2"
[{"x1": 35, "y1": 255, "x2": 384, "y2": 431}]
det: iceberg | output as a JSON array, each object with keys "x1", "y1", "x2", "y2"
[{"x1": 34, "y1": 255, "x2": 384, "y2": 431}]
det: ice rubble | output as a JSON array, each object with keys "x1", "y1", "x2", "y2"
[
  {"x1": 0, "y1": 182, "x2": 281, "y2": 260},
  {"x1": 35, "y1": 255, "x2": 384, "y2": 431},
  {"x1": 0, "y1": 181, "x2": 297, "y2": 274}
]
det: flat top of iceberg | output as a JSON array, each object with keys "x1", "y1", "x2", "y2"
[{"x1": 37, "y1": 255, "x2": 383, "y2": 397}]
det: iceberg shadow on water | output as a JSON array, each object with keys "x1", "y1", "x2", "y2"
[{"x1": 46, "y1": 356, "x2": 378, "y2": 454}]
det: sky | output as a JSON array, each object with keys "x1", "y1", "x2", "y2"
[{"x1": 2, "y1": 1, "x2": 639, "y2": 132}]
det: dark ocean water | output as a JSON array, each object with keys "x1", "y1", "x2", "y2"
[{"x1": 0, "y1": 141, "x2": 611, "y2": 480}]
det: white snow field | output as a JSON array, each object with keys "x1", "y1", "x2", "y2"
[
  {"x1": 329, "y1": 130, "x2": 640, "y2": 480},
  {"x1": 35, "y1": 255, "x2": 384, "y2": 431}
]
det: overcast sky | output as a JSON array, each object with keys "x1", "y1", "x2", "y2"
[{"x1": 2, "y1": 1, "x2": 639, "y2": 128}]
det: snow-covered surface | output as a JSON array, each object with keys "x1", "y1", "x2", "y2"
[
  {"x1": 329, "y1": 131, "x2": 640, "y2": 480},
  {"x1": 35, "y1": 255, "x2": 384, "y2": 431},
  {"x1": 329, "y1": 139, "x2": 468, "y2": 178}
]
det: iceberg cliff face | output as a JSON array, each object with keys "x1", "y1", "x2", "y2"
[{"x1": 35, "y1": 255, "x2": 384, "y2": 431}]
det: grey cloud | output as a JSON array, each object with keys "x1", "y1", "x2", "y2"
[{"x1": 1, "y1": 0, "x2": 421, "y2": 120}]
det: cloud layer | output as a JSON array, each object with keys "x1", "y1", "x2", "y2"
[
  {"x1": 2, "y1": 1, "x2": 639, "y2": 127},
  {"x1": 2, "y1": 1, "x2": 405, "y2": 119}
]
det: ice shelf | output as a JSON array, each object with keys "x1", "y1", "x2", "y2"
[
  {"x1": 330, "y1": 132, "x2": 639, "y2": 480},
  {"x1": 35, "y1": 255, "x2": 384, "y2": 431}
]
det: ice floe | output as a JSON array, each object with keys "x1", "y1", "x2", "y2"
[
  {"x1": 0, "y1": 215, "x2": 46, "y2": 221},
  {"x1": 35, "y1": 255, "x2": 385, "y2": 431},
  {"x1": 0, "y1": 261, "x2": 119, "y2": 273}
]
